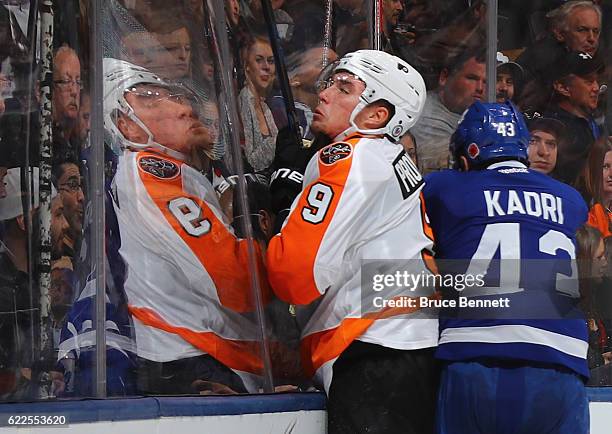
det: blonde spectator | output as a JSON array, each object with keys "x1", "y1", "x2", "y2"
[{"x1": 239, "y1": 35, "x2": 278, "y2": 172}]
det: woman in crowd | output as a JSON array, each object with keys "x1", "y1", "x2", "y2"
[
  {"x1": 238, "y1": 34, "x2": 278, "y2": 173},
  {"x1": 577, "y1": 225, "x2": 610, "y2": 372},
  {"x1": 579, "y1": 137, "x2": 612, "y2": 238}
]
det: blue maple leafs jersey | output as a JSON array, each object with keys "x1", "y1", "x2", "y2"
[{"x1": 423, "y1": 161, "x2": 589, "y2": 377}]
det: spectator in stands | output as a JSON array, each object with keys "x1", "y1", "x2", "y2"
[
  {"x1": 382, "y1": 0, "x2": 403, "y2": 52},
  {"x1": 583, "y1": 138, "x2": 612, "y2": 238},
  {"x1": 77, "y1": 91, "x2": 91, "y2": 144},
  {"x1": 544, "y1": 51, "x2": 605, "y2": 185},
  {"x1": 104, "y1": 58, "x2": 269, "y2": 394},
  {"x1": 0, "y1": 168, "x2": 68, "y2": 399},
  {"x1": 49, "y1": 258, "x2": 74, "y2": 351},
  {"x1": 525, "y1": 112, "x2": 564, "y2": 175},
  {"x1": 239, "y1": 35, "x2": 278, "y2": 173},
  {"x1": 496, "y1": 52, "x2": 523, "y2": 104},
  {"x1": 516, "y1": 1, "x2": 602, "y2": 84},
  {"x1": 246, "y1": 0, "x2": 294, "y2": 43},
  {"x1": 226, "y1": 0, "x2": 240, "y2": 29},
  {"x1": 400, "y1": 130, "x2": 418, "y2": 165},
  {"x1": 550, "y1": 1, "x2": 602, "y2": 56},
  {"x1": 52, "y1": 155, "x2": 85, "y2": 258},
  {"x1": 121, "y1": 14, "x2": 192, "y2": 81},
  {"x1": 411, "y1": 46, "x2": 486, "y2": 174},
  {"x1": 145, "y1": 15, "x2": 191, "y2": 80},
  {"x1": 520, "y1": 3, "x2": 603, "y2": 112},
  {"x1": 202, "y1": 100, "x2": 221, "y2": 145},
  {"x1": 52, "y1": 46, "x2": 81, "y2": 146},
  {"x1": 121, "y1": 30, "x2": 164, "y2": 72},
  {"x1": 577, "y1": 225, "x2": 611, "y2": 371}
]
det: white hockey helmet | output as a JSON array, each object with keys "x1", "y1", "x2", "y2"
[
  {"x1": 317, "y1": 49, "x2": 427, "y2": 141},
  {"x1": 103, "y1": 58, "x2": 214, "y2": 160}
]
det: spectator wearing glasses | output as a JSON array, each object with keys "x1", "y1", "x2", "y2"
[
  {"x1": 52, "y1": 153, "x2": 85, "y2": 258},
  {"x1": 239, "y1": 35, "x2": 278, "y2": 174},
  {"x1": 52, "y1": 45, "x2": 81, "y2": 148}
]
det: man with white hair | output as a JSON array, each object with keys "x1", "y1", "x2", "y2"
[
  {"x1": 516, "y1": 1, "x2": 602, "y2": 83},
  {"x1": 103, "y1": 59, "x2": 268, "y2": 394},
  {"x1": 267, "y1": 50, "x2": 438, "y2": 434}
]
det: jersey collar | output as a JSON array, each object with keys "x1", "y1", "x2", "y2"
[{"x1": 486, "y1": 160, "x2": 527, "y2": 170}]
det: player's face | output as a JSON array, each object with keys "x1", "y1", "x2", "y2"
[
  {"x1": 603, "y1": 150, "x2": 612, "y2": 199},
  {"x1": 245, "y1": 40, "x2": 275, "y2": 95},
  {"x1": 557, "y1": 7, "x2": 600, "y2": 55},
  {"x1": 566, "y1": 73, "x2": 600, "y2": 115},
  {"x1": 528, "y1": 130, "x2": 558, "y2": 174},
  {"x1": 50, "y1": 195, "x2": 69, "y2": 259},
  {"x1": 439, "y1": 57, "x2": 486, "y2": 113},
  {"x1": 496, "y1": 71, "x2": 514, "y2": 103},
  {"x1": 53, "y1": 51, "x2": 81, "y2": 122},
  {"x1": 312, "y1": 72, "x2": 365, "y2": 138},
  {"x1": 58, "y1": 163, "x2": 84, "y2": 237},
  {"x1": 383, "y1": 0, "x2": 403, "y2": 27},
  {"x1": 124, "y1": 84, "x2": 208, "y2": 155}
]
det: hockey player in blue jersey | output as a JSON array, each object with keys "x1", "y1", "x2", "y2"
[{"x1": 423, "y1": 101, "x2": 590, "y2": 434}]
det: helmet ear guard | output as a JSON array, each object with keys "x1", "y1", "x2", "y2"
[{"x1": 450, "y1": 100, "x2": 530, "y2": 171}]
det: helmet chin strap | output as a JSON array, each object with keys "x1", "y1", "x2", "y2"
[{"x1": 123, "y1": 104, "x2": 190, "y2": 162}]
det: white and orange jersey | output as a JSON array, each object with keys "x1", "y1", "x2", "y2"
[
  {"x1": 266, "y1": 133, "x2": 438, "y2": 393},
  {"x1": 111, "y1": 150, "x2": 268, "y2": 381}
]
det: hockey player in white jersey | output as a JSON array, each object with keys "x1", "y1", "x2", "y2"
[
  {"x1": 267, "y1": 50, "x2": 439, "y2": 434},
  {"x1": 103, "y1": 59, "x2": 269, "y2": 394}
]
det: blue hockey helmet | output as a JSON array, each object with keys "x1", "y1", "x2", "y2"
[{"x1": 450, "y1": 101, "x2": 529, "y2": 170}]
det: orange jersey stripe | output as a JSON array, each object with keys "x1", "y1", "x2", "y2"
[
  {"x1": 129, "y1": 305, "x2": 264, "y2": 374},
  {"x1": 137, "y1": 152, "x2": 269, "y2": 312},
  {"x1": 266, "y1": 138, "x2": 360, "y2": 305}
]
